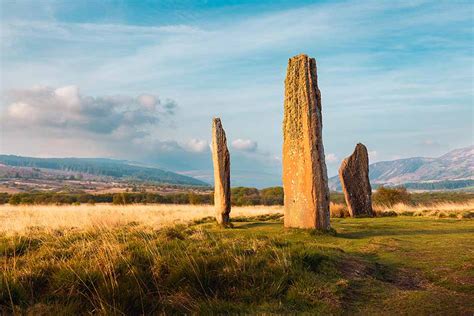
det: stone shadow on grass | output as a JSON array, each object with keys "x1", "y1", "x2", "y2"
[
  {"x1": 337, "y1": 227, "x2": 474, "y2": 239},
  {"x1": 234, "y1": 222, "x2": 278, "y2": 229}
]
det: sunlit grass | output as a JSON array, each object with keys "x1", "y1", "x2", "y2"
[
  {"x1": 1, "y1": 200, "x2": 472, "y2": 236},
  {"x1": 0, "y1": 204, "x2": 282, "y2": 235},
  {"x1": 1, "y1": 215, "x2": 473, "y2": 314},
  {"x1": 373, "y1": 200, "x2": 474, "y2": 218}
]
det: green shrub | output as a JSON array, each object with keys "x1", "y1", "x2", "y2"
[
  {"x1": 373, "y1": 186, "x2": 411, "y2": 207},
  {"x1": 0, "y1": 193, "x2": 9, "y2": 204},
  {"x1": 260, "y1": 187, "x2": 284, "y2": 205},
  {"x1": 231, "y1": 187, "x2": 261, "y2": 206},
  {"x1": 112, "y1": 193, "x2": 127, "y2": 205}
]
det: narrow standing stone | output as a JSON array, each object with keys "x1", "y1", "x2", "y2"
[
  {"x1": 211, "y1": 118, "x2": 231, "y2": 225},
  {"x1": 339, "y1": 143, "x2": 373, "y2": 217},
  {"x1": 282, "y1": 54, "x2": 331, "y2": 230}
]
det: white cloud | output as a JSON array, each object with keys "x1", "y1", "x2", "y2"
[
  {"x1": 368, "y1": 150, "x2": 378, "y2": 161},
  {"x1": 2, "y1": 85, "x2": 176, "y2": 139},
  {"x1": 7, "y1": 102, "x2": 37, "y2": 120},
  {"x1": 184, "y1": 139, "x2": 209, "y2": 153},
  {"x1": 325, "y1": 153, "x2": 338, "y2": 163},
  {"x1": 232, "y1": 139, "x2": 258, "y2": 152},
  {"x1": 138, "y1": 94, "x2": 158, "y2": 111},
  {"x1": 54, "y1": 85, "x2": 80, "y2": 108}
]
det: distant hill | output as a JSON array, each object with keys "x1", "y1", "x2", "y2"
[
  {"x1": 0, "y1": 155, "x2": 208, "y2": 186},
  {"x1": 329, "y1": 146, "x2": 474, "y2": 191}
]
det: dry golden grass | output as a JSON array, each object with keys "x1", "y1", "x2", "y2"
[
  {"x1": 329, "y1": 202, "x2": 350, "y2": 218},
  {"x1": 0, "y1": 204, "x2": 283, "y2": 235},
  {"x1": 374, "y1": 200, "x2": 474, "y2": 218},
  {"x1": 1, "y1": 200, "x2": 472, "y2": 236}
]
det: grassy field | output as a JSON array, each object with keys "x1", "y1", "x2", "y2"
[
  {"x1": 1, "y1": 203, "x2": 473, "y2": 314},
  {"x1": 1, "y1": 201, "x2": 473, "y2": 234},
  {"x1": 0, "y1": 204, "x2": 282, "y2": 235}
]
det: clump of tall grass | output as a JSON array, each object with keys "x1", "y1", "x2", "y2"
[
  {"x1": 1, "y1": 222, "x2": 356, "y2": 314},
  {"x1": 374, "y1": 201, "x2": 474, "y2": 219},
  {"x1": 329, "y1": 203, "x2": 350, "y2": 218}
]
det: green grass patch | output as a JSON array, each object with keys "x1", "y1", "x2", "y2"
[{"x1": 1, "y1": 217, "x2": 473, "y2": 314}]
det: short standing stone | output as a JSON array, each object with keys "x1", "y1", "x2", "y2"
[
  {"x1": 339, "y1": 143, "x2": 373, "y2": 217},
  {"x1": 282, "y1": 54, "x2": 331, "y2": 230},
  {"x1": 211, "y1": 118, "x2": 231, "y2": 225}
]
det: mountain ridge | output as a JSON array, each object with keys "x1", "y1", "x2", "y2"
[
  {"x1": 329, "y1": 146, "x2": 474, "y2": 191},
  {"x1": 0, "y1": 155, "x2": 208, "y2": 187}
]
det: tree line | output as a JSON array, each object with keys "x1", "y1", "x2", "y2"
[
  {"x1": 0, "y1": 186, "x2": 286, "y2": 206},
  {"x1": 1, "y1": 186, "x2": 472, "y2": 206}
]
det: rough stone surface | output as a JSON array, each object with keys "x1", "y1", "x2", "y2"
[
  {"x1": 282, "y1": 54, "x2": 331, "y2": 230},
  {"x1": 211, "y1": 118, "x2": 231, "y2": 225},
  {"x1": 339, "y1": 143, "x2": 373, "y2": 217}
]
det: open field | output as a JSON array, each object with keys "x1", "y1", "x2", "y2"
[
  {"x1": 0, "y1": 204, "x2": 282, "y2": 235},
  {"x1": 1, "y1": 201, "x2": 473, "y2": 235},
  {"x1": 1, "y1": 210, "x2": 473, "y2": 314}
]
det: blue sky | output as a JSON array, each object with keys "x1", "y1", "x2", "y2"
[{"x1": 1, "y1": 0, "x2": 473, "y2": 187}]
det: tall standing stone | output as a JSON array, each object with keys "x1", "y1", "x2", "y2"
[
  {"x1": 282, "y1": 54, "x2": 330, "y2": 230},
  {"x1": 339, "y1": 143, "x2": 373, "y2": 217},
  {"x1": 211, "y1": 118, "x2": 231, "y2": 225}
]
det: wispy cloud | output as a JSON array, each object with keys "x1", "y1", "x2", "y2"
[
  {"x1": 183, "y1": 139, "x2": 209, "y2": 153},
  {"x1": 325, "y1": 153, "x2": 339, "y2": 164},
  {"x1": 232, "y1": 139, "x2": 258, "y2": 152},
  {"x1": 1, "y1": 0, "x2": 472, "y2": 184}
]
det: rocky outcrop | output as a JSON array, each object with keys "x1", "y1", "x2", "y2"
[
  {"x1": 339, "y1": 143, "x2": 373, "y2": 217},
  {"x1": 282, "y1": 54, "x2": 331, "y2": 230},
  {"x1": 211, "y1": 118, "x2": 231, "y2": 225}
]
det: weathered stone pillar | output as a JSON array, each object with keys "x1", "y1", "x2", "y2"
[
  {"x1": 282, "y1": 54, "x2": 331, "y2": 230},
  {"x1": 339, "y1": 143, "x2": 373, "y2": 217},
  {"x1": 211, "y1": 118, "x2": 231, "y2": 225}
]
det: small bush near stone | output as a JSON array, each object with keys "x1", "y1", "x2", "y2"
[
  {"x1": 330, "y1": 203, "x2": 350, "y2": 218},
  {"x1": 373, "y1": 186, "x2": 411, "y2": 207}
]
